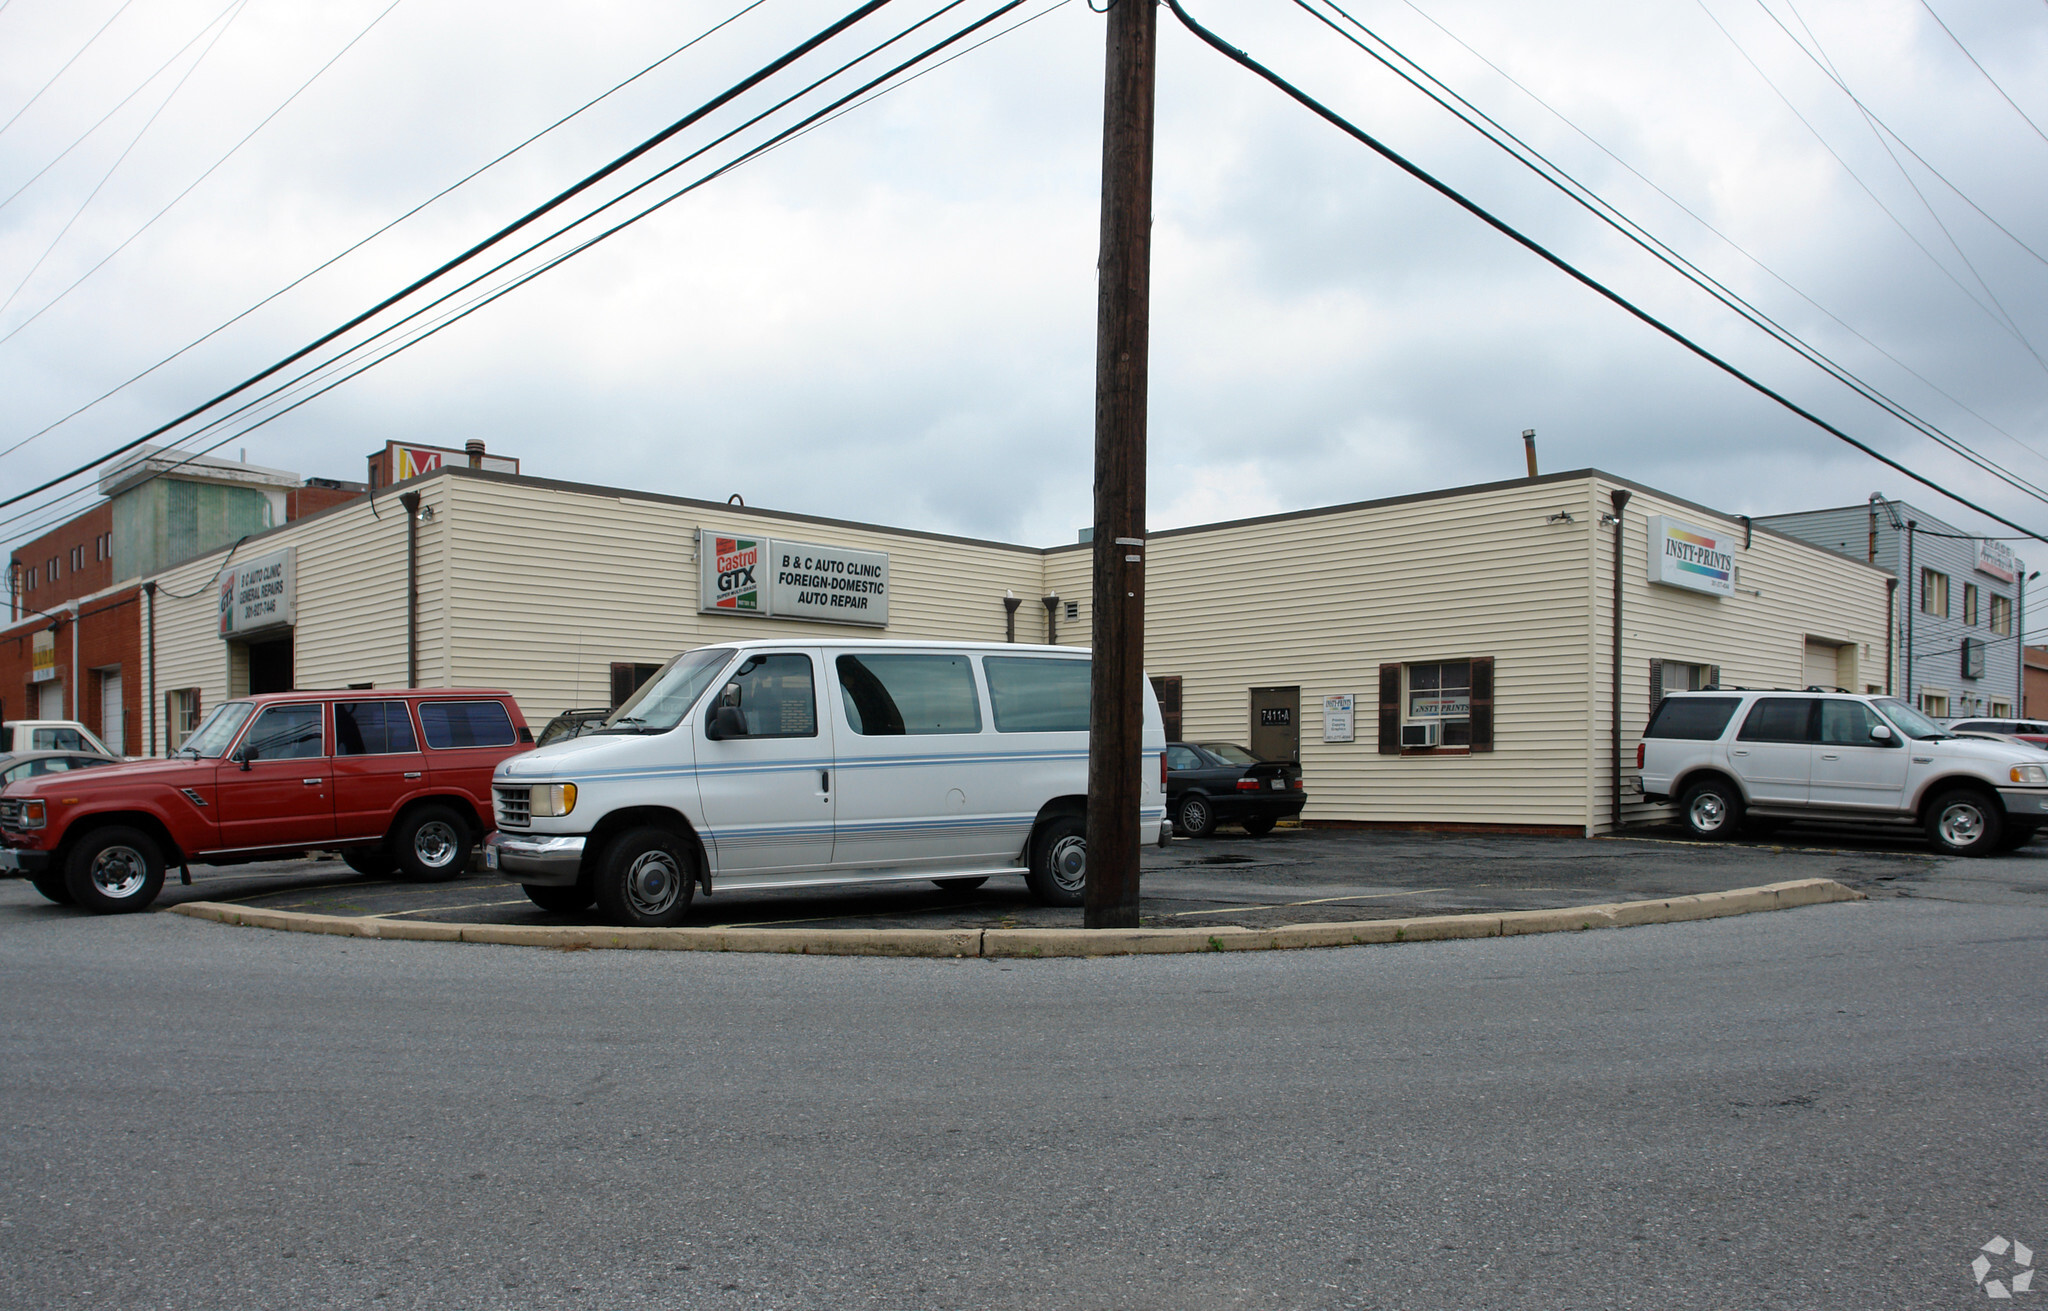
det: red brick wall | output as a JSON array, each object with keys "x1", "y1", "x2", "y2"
[
  {"x1": 287, "y1": 484, "x2": 364, "y2": 520},
  {"x1": 8, "y1": 504, "x2": 113, "y2": 620},
  {"x1": 0, "y1": 585, "x2": 145, "y2": 754}
]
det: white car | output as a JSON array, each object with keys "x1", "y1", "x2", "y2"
[
  {"x1": 1637, "y1": 690, "x2": 2048, "y2": 855},
  {"x1": 486, "y1": 639, "x2": 1170, "y2": 925}
]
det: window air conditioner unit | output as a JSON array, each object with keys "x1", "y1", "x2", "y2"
[{"x1": 1400, "y1": 722, "x2": 1438, "y2": 749}]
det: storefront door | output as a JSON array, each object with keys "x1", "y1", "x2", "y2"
[{"x1": 1249, "y1": 687, "x2": 1300, "y2": 762}]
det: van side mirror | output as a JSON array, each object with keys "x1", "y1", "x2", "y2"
[
  {"x1": 707, "y1": 705, "x2": 747, "y2": 741},
  {"x1": 1869, "y1": 724, "x2": 1894, "y2": 744}
]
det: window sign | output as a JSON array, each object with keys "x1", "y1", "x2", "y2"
[
  {"x1": 30, "y1": 629, "x2": 55, "y2": 683},
  {"x1": 217, "y1": 547, "x2": 294, "y2": 638},
  {"x1": 698, "y1": 533, "x2": 889, "y2": 627},
  {"x1": 1647, "y1": 515, "x2": 1734, "y2": 597},
  {"x1": 1322, "y1": 694, "x2": 1355, "y2": 743},
  {"x1": 1407, "y1": 661, "x2": 1472, "y2": 746}
]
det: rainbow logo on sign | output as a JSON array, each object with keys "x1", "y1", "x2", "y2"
[{"x1": 1648, "y1": 515, "x2": 1735, "y2": 596}]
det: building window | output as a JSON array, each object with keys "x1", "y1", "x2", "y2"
[
  {"x1": 47, "y1": 555, "x2": 59, "y2": 582},
  {"x1": 1991, "y1": 594, "x2": 2013, "y2": 636},
  {"x1": 1963, "y1": 583, "x2": 1980, "y2": 626},
  {"x1": 1379, "y1": 658, "x2": 1495, "y2": 754},
  {"x1": 168, "y1": 689, "x2": 202, "y2": 751},
  {"x1": 1921, "y1": 569, "x2": 1949, "y2": 616},
  {"x1": 1920, "y1": 689, "x2": 1950, "y2": 718},
  {"x1": 1649, "y1": 659, "x2": 1721, "y2": 719},
  {"x1": 25, "y1": 565, "x2": 36, "y2": 590},
  {"x1": 1991, "y1": 699, "x2": 2013, "y2": 717},
  {"x1": 1962, "y1": 637, "x2": 1986, "y2": 680},
  {"x1": 70, "y1": 545, "x2": 84, "y2": 572}
]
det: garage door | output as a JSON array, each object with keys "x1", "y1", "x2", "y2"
[
  {"x1": 1802, "y1": 640, "x2": 1840, "y2": 691},
  {"x1": 99, "y1": 670, "x2": 123, "y2": 756}
]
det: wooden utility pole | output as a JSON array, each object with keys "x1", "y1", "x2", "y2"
[{"x1": 1085, "y1": 0, "x2": 1157, "y2": 930}]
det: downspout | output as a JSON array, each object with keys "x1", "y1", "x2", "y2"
[
  {"x1": 144, "y1": 582, "x2": 157, "y2": 757},
  {"x1": 68, "y1": 600, "x2": 79, "y2": 720},
  {"x1": 1905, "y1": 521, "x2": 1917, "y2": 707},
  {"x1": 1609, "y1": 488, "x2": 1631, "y2": 833},
  {"x1": 400, "y1": 491, "x2": 421, "y2": 687},
  {"x1": 1884, "y1": 578, "x2": 1897, "y2": 696}
]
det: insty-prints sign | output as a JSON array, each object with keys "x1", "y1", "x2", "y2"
[
  {"x1": 1322, "y1": 694, "x2": 1354, "y2": 743},
  {"x1": 699, "y1": 533, "x2": 889, "y2": 627},
  {"x1": 1646, "y1": 515, "x2": 1734, "y2": 597}
]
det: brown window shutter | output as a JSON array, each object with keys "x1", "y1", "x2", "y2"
[
  {"x1": 609, "y1": 663, "x2": 637, "y2": 709},
  {"x1": 1149, "y1": 675, "x2": 1183, "y2": 742},
  {"x1": 1648, "y1": 659, "x2": 1664, "y2": 721},
  {"x1": 1378, "y1": 663, "x2": 1402, "y2": 755},
  {"x1": 1705, "y1": 664, "x2": 1720, "y2": 691},
  {"x1": 1469, "y1": 657, "x2": 1495, "y2": 752}
]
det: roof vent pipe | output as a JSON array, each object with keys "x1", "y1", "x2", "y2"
[
  {"x1": 1522, "y1": 429, "x2": 1538, "y2": 478},
  {"x1": 465, "y1": 439, "x2": 485, "y2": 470}
]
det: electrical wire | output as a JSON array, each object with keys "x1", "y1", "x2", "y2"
[
  {"x1": 0, "y1": 0, "x2": 240, "y2": 217},
  {"x1": 0, "y1": 0, "x2": 408, "y2": 342},
  {"x1": 0, "y1": 0, "x2": 1040, "y2": 550},
  {"x1": 0, "y1": 0, "x2": 774, "y2": 463},
  {"x1": 1297, "y1": 0, "x2": 2048, "y2": 511},
  {"x1": 1917, "y1": 0, "x2": 2048, "y2": 151},
  {"x1": 0, "y1": 0, "x2": 251, "y2": 318},
  {"x1": 1160, "y1": 0, "x2": 2048, "y2": 545},
  {"x1": 1393, "y1": 0, "x2": 2048, "y2": 475},
  {"x1": 0, "y1": 0, "x2": 138, "y2": 139},
  {"x1": 0, "y1": 0, "x2": 905, "y2": 514},
  {"x1": 1691, "y1": 0, "x2": 2046, "y2": 369}
]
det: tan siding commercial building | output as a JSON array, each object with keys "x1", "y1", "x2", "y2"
[{"x1": 134, "y1": 465, "x2": 1889, "y2": 836}]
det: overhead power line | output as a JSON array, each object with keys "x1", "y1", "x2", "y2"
[
  {"x1": 0, "y1": 0, "x2": 906, "y2": 514},
  {"x1": 1296, "y1": 0, "x2": 2048, "y2": 511},
  {"x1": 0, "y1": 0, "x2": 773, "y2": 464},
  {"x1": 0, "y1": 0, "x2": 1043, "y2": 551},
  {"x1": 0, "y1": 0, "x2": 138, "y2": 139},
  {"x1": 1161, "y1": 0, "x2": 2048, "y2": 545},
  {"x1": 1917, "y1": 0, "x2": 2048, "y2": 150}
]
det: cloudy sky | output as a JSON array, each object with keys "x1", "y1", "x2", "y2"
[{"x1": 1, "y1": 0, "x2": 2044, "y2": 558}]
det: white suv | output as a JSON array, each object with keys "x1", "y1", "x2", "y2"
[{"x1": 1637, "y1": 690, "x2": 2048, "y2": 855}]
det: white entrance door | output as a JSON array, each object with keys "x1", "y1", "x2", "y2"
[
  {"x1": 38, "y1": 680, "x2": 63, "y2": 719},
  {"x1": 98, "y1": 670, "x2": 123, "y2": 755}
]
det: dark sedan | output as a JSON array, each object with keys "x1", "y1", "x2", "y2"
[{"x1": 1166, "y1": 741, "x2": 1305, "y2": 837}]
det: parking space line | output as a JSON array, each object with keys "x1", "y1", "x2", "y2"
[
  {"x1": 369, "y1": 897, "x2": 535, "y2": 918},
  {"x1": 1170, "y1": 887, "x2": 1452, "y2": 916}
]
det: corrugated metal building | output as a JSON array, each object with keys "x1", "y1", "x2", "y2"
[{"x1": 133, "y1": 465, "x2": 1889, "y2": 835}]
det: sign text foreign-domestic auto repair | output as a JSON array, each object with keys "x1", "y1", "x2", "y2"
[
  {"x1": 698, "y1": 533, "x2": 889, "y2": 627},
  {"x1": 1646, "y1": 515, "x2": 1734, "y2": 597}
]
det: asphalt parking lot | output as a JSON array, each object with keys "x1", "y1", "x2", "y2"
[{"x1": 6, "y1": 819, "x2": 2000, "y2": 931}]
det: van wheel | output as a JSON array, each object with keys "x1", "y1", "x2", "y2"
[
  {"x1": 1679, "y1": 779, "x2": 1742, "y2": 839},
  {"x1": 523, "y1": 883, "x2": 593, "y2": 913},
  {"x1": 1175, "y1": 795, "x2": 1215, "y2": 838},
  {"x1": 1026, "y1": 815, "x2": 1087, "y2": 908},
  {"x1": 593, "y1": 828, "x2": 695, "y2": 927},
  {"x1": 933, "y1": 877, "x2": 988, "y2": 891},
  {"x1": 29, "y1": 872, "x2": 74, "y2": 905},
  {"x1": 393, "y1": 805, "x2": 471, "y2": 882},
  {"x1": 65, "y1": 826, "x2": 166, "y2": 914},
  {"x1": 1927, "y1": 788, "x2": 2002, "y2": 856},
  {"x1": 343, "y1": 848, "x2": 395, "y2": 878}
]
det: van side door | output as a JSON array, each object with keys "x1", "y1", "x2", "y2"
[
  {"x1": 692, "y1": 650, "x2": 834, "y2": 880},
  {"x1": 829, "y1": 649, "x2": 1002, "y2": 871}
]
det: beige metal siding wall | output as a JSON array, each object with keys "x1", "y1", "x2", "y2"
[
  {"x1": 440, "y1": 475, "x2": 1048, "y2": 723},
  {"x1": 146, "y1": 495, "x2": 411, "y2": 718},
  {"x1": 1609, "y1": 481, "x2": 1890, "y2": 828},
  {"x1": 1140, "y1": 477, "x2": 1603, "y2": 830}
]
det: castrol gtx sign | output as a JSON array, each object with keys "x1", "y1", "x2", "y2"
[{"x1": 699, "y1": 532, "x2": 889, "y2": 627}]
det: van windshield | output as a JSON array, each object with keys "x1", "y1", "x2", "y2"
[
  {"x1": 601, "y1": 648, "x2": 735, "y2": 734},
  {"x1": 177, "y1": 702, "x2": 254, "y2": 758},
  {"x1": 1874, "y1": 698, "x2": 1950, "y2": 740}
]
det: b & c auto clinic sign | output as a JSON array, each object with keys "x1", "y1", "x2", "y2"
[
  {"x1": 698, "y1": 533, "x2": 889, "y2": 627},
  {"x1": 218, "y1": 547, "x2": 295, "y2": 638}
]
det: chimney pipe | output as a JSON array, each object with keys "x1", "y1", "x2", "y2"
[
  {"x1": 1522, "y1": 429, "x2": 1539, "y2": 478},
  {"x1": 465, "y1": 439, "x2": 485, "y2": 470}
]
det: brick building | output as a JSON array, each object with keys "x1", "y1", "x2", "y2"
[{"x1": 2, "y1": 448, "x2": 363, "y2": 755}]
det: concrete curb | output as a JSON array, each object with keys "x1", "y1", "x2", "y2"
[{"x1": 168, "y1": 877, "x2": 1862, "y2": 957}]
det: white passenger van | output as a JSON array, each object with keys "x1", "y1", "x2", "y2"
[{"x1": 484, "y1": 640, "x2": 1170, "y2": 926}]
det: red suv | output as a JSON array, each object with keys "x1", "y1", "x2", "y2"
[{"x1": 0, "y1": 689, "x2": 531, "y2": 913}]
